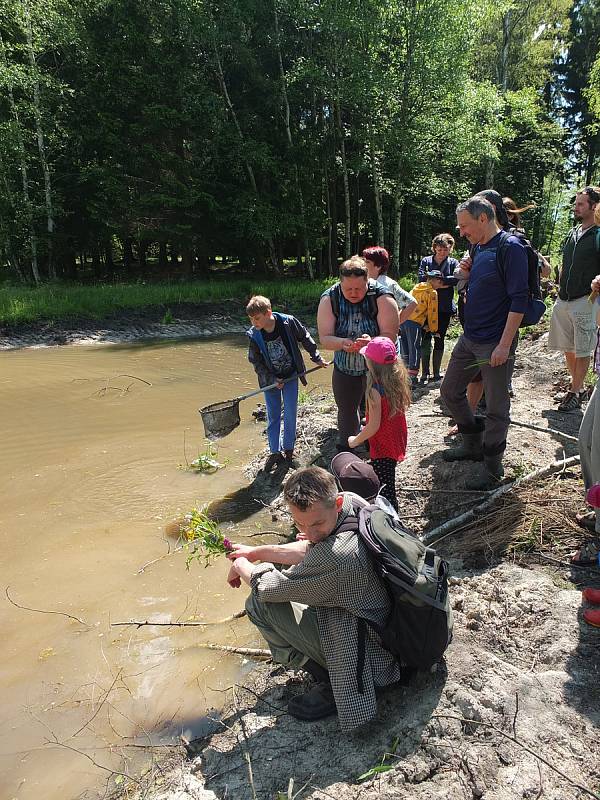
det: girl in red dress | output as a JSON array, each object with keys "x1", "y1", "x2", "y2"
[{"x1": 348, "y1": 337, "x2": 411, "y2": 509}]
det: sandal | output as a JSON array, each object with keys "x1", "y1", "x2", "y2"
[
  {"x1": 576, "y1": 511, "x2": 597, "y2": 532},
  {"x1": 571, "y1": 540, "x2": 600, "y2": 567}
]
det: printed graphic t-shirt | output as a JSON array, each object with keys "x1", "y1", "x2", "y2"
[{"x1": 261, "y1": 318, "x2": 295, "y2": 378}]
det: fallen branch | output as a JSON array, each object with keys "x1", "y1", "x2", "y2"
[
  {"x1": 6, "y1": 586, "x2": 89, "y2": 627},
  {"x1": 111, "y1": 610, "x2": 247, "y2": 628},
  {"x1": 199, "y1": 644, "x2": 271, "y2": 660},
  {"x1": 510, "y1": 419, "x2": 579, "y2": 443},
  {"x1": 431, "y1": 714, "x2": 600, "y2": 800},
  {"x1": 419, "y1": 411, "x2": 580, "y2": 443},
  {"x1": 421, "y1": 454, "x2": 581, "y2": 546},
  {"x1": 137, "y1": 544, "x2": 184, "y2": 574}
]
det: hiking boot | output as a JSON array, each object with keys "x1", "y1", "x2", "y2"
[
  {"x1": 302, "y1": 658, "x2": 330, "y2": 683},
  {"x1": 442, "y1": 421, "x2": 484, "y2": 462},
  {"x1": 557, "y1": 391, "x2": 581, "y2": 412},
  {"x1": 583, "y1": 607, "x2": 600, "y2": 628},
  {"x1": 464, "y1": 454, "x2": 504, "y2": 491},
  {"x1": 288, "y1": 682, "x2": 337, "y2": 721},
  {"x1": 263, "y1": 452, "x2": 283, "y2": 472}
]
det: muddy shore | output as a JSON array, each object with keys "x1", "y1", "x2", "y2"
[{"x1": 4, "y1": 313, "x2": 599, "y2": 800}]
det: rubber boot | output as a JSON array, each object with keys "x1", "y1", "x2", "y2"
[
  {"x1": 432, "y1": 348, "x2": 444, "y2": 382},
  {"x1": 421, "y1": 335, "x2": 432, "y2": 380},
  {"x1": 442, "y1": 420, "x2": 484, "y2": 462},
  {"x1": 465, "y1": 454, "x2": 504, "y2": 491}
]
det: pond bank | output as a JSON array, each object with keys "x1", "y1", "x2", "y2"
[
  {"x1": 0, "y1": 300, "x2": 253, "y2": 349},
  {"x1": 109, "y1": 332, "x2": 600, "y2": 800}
]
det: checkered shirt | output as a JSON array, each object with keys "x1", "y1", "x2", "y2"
[{"x1": 250, "y1": 494, "x2": 401, "y2": 731}]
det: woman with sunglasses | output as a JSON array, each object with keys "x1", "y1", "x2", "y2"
[{"x1": 317, "y1": 257, "x2": 399, "y2": 451}]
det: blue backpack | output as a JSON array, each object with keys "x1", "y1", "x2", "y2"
[{"x1": 496, "y1": 230, "x2": 546, "y2": 327}]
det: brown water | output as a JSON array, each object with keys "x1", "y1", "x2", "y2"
[{"x1": 0, "y1": 336, "x2": 329, "y2": 800}]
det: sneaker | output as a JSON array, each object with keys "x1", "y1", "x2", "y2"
[
  {"x1": 583, "y1": 608, "x2": 600, "y2": 628},
  {"x1": 410, "y1": 375, "x2": 419, "y2": 388},
  {"x1": 420, "y1": 374, "x2": 430, "y2": 386},
  {"x1": 263, "y1": 452, "x2": 283, "y2": 472},
  {"x1": 557, "y1": 391, "x2": 581, "y2": 412},
  {"x1": 582, "y1": 588, "x2": 600, "y2": 605},
  {"x1": 429, "y1": 374, "x2": 443, "y2": 385}
]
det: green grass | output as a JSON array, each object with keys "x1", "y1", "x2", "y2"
[{"x1": 0, "y1": 274, "x2": 418, "y2": 326}]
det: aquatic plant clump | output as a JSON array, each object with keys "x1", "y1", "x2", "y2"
[{"x1": 183, "y1": 507, "x2": 233, "y2": 568}]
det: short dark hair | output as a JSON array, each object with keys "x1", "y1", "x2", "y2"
[
  {"x1": 474, "y1": 189, "x2": 510, "y2": 229},
  {"x1": 283, "y1": 466, "x2": 338, "y2": 510},
  {"x1": 431, "y1": 233, "x2": 455, "y2": 252},
  {"x1": 361, "y1": 246, "x2": 390, "y2": 273},
  {"x1": 577, "y1": 186, "x2": 600, "y2": 206},
  {"x1": 456, "y1": 196, "x2": 495, "y2": 223}
]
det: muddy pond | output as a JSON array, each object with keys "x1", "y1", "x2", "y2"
[{"x1": 0, "y1": 335, "x2": 330, "y2": 800}]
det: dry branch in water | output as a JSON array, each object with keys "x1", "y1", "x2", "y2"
[
  {"x1": 111, "y1": 610, "x2": 247, "y2": 628},
  {"x1": 6, "y1": 586, "x2": 89, "y2": 627},
  {"x1": 199, "y1": 644, "x2": 271, "y2": 660}
]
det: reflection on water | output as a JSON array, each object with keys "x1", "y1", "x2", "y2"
[{"x1": 0, "y1": 336, "x2": 329, "y2": 800}]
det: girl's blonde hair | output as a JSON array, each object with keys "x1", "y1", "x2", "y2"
[{"x1": 365, "y1": 357, "x2": 411, "y2": 417}]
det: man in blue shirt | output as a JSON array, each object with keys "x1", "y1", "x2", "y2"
[{"x1": 440, "y1": 196, "x2": 528, "y2": 489}]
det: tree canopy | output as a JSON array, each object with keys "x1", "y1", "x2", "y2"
[{"x1": 0, "y1": 0, "x2": 595, "y2": 284}]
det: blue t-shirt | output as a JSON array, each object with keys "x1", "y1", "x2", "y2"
[{"x1": 464, "y1": 232, "x2": 528, "y2": 343}]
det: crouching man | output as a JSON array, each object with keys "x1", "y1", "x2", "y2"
[{"x1": 226, "y1": 466, "x2": 401, "y2": 731}]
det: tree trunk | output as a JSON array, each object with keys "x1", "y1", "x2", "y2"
[
  {"x1": 138, "y1": 241, "x2": 148, "y2": 269},
  {"x1": 24, "y1": 1, "x2": 55, "y2": 279},
  {"x1": 499, "y1": 9, "x2": 511, "y2": 93},
  {"x1": 1, "y1": 32, "x2": 40, "y2": 284},
  {"x1": 273, "y1": 4, "x2": 313, "y2": 278},
  {"x1": 124, "y1": 238, "x2": 136, "y2": 270},
  {"x1": 392, "y1": 189, "x2": 403, "y2": 271},
  {"x1": 158, "y1": 242, "x2": 168, "y2": 269},
  {"x1": 370, "y1": 136, "x2": 384, "y2": 246},
  {"x1": 212, "y1": 34, "x2": 278, "y2": 272},
  {"x1": 334, "y1": 99, "x2": 352, "y2": 260}
]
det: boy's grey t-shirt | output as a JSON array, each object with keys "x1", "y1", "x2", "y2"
[{"x1": 261, "y1": 317, "x2": 295, "y2": 378}]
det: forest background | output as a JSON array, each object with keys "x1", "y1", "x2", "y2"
[{"x1": 1, "y1": 0, "x2": 600, "y2": 304}]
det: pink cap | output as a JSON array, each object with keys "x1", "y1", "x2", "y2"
[{"x1": 359, "y1": 336, "x2": 397, "y2": 364}]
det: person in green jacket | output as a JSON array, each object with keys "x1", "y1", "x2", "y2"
[{"x1": 548, "y1": 186, "x2": 600, "y2": 412}]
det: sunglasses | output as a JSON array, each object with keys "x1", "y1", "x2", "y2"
[
  {"x1": 583, "y1": 187, "x2": 600, "y2": 203},
  {"x1": 340, "y1": 267, "x2": 367, "y2": 277}
]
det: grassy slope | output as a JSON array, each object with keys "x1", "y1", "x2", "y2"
[{"x1": 0, "y1": 275, "x2": 418, "y2": 326}]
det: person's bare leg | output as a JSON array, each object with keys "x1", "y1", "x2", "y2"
[
  {"x1": 571, "y1": 355, "x2": 590, "y2": 394},
  {"x1": 564, "y1": 351, "x2": 576, "y2": 391},
  {"x1": 467, "y1": 380, "x2": 485, "y2": 411}
]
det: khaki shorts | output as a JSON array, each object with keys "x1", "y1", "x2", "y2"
[{"x1": 548, "y1": 296, "x2": 596, "y2": 357}]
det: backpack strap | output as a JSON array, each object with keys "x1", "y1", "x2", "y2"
[
  {"x1": 329, "y1": 284, "x2": 341, "y2": 318},
  {"x1": 329, "y1": 282, "x2": 379, "y2": 320}
]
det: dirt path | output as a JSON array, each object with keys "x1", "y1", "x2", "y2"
[{"x1": 103, "y1": 328, "x2": 600, "y2": 800}]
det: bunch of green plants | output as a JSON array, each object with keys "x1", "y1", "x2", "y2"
[
  {"x1": 182, "y1": 506, "x2": 233, "y2": 568},
  {"x1": 184, "y1": 441, "x2": 225, "y2": 474}
]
